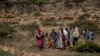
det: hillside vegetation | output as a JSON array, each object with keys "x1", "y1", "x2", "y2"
[{"x1": 0, "y1": 0, "x2": 100, "y2": 56}]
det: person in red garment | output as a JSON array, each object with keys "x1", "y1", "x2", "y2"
[
  {"x1": 59, "y1": 28, "x2": 66, "y2": 50},
  {"x1": 35, "y1": 27, "x2": 44, "y2": 49}
]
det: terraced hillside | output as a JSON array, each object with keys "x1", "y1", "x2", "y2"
[{"x1": 0, "y1": 0, "x2": 100, "y2": 56}]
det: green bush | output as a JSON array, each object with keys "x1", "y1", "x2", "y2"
[
  {"x1": 0, "y1": 50, "x2": 13, "y2": 56},
  {"x1": 70, "y1": 40, "x2": 100, "y2": 53},
  {"x1": 0, "y1": 24, "x2": 16, "y2": 38}
]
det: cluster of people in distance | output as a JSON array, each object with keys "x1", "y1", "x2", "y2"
[{"x1": 35, "y1": 26, "x2": 94, "y2": 50}]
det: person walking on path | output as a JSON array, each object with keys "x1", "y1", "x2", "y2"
[
  {"x1": 71, "y1": 26, "x2": 80, "y2": 45},
  {"x1": 50, "y1": 29, "x2": 58, "y2": 48},
  {"x1": 65, "y1": 27, "x2": 71, "y2": 46},
  {"x1": 59, "y1": 28, "x2": 66, "y2": 50},
  {"x1": 35, "y1": 27, "x2": 44, "y2": 50}
]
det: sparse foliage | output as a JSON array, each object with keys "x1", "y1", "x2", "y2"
[
  {"x1": 70, "y1": 40, "x2": 100, "y2": 53},
  {"x1": 19, "y1": 22, "x2": 38, "y2": 35},
  {"x1": 0, "y1": 23, "x2": 16, "y2": 38},
  {"x1": 0, "y1": 50, "x2": 13, "y2": 56}
]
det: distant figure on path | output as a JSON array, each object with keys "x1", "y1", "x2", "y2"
[
  {"x1": 89, "y1": 30, "x2": 94, "y2": 40},
  {"x1": 83, "y1": 29, "x2": 89, "y2": 40}
]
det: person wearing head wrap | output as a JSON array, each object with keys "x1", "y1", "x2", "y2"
[{"x1": 35, "y1": 27, "x2": 44, "y2": 49}]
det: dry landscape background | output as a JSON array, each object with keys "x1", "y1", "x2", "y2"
[{"x1": 0, "y1": 0, "x2": 100, "y2": 56}]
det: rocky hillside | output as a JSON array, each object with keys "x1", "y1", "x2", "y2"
[
  {"x1": 0, "y1": 1, "x2": 100, "y2": 56},
  {"x1": 0, "y1": 0, "x2": 100, "y2": 18}
]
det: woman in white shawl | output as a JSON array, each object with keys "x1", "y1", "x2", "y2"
[
  {"x1": 59, "y1": 29, "x2": 63, "y2": 49},
  {"x1": 59, "y1": 28, "x2": 67, "y2": 50},
  {"x1": 63, "y1": 28, "x2": 68, "y2": 40},
  {"x1": 71, "y1": 26, "x2": 80, "y2": 45}
]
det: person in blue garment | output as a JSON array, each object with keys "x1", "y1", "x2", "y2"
[{"x1": 50, "y1": 29, "x2": 58, "y2": 48}]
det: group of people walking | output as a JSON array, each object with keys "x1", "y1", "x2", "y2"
[{"x1": 35, "y1": 26, "x2": 94, "y2": 50}]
